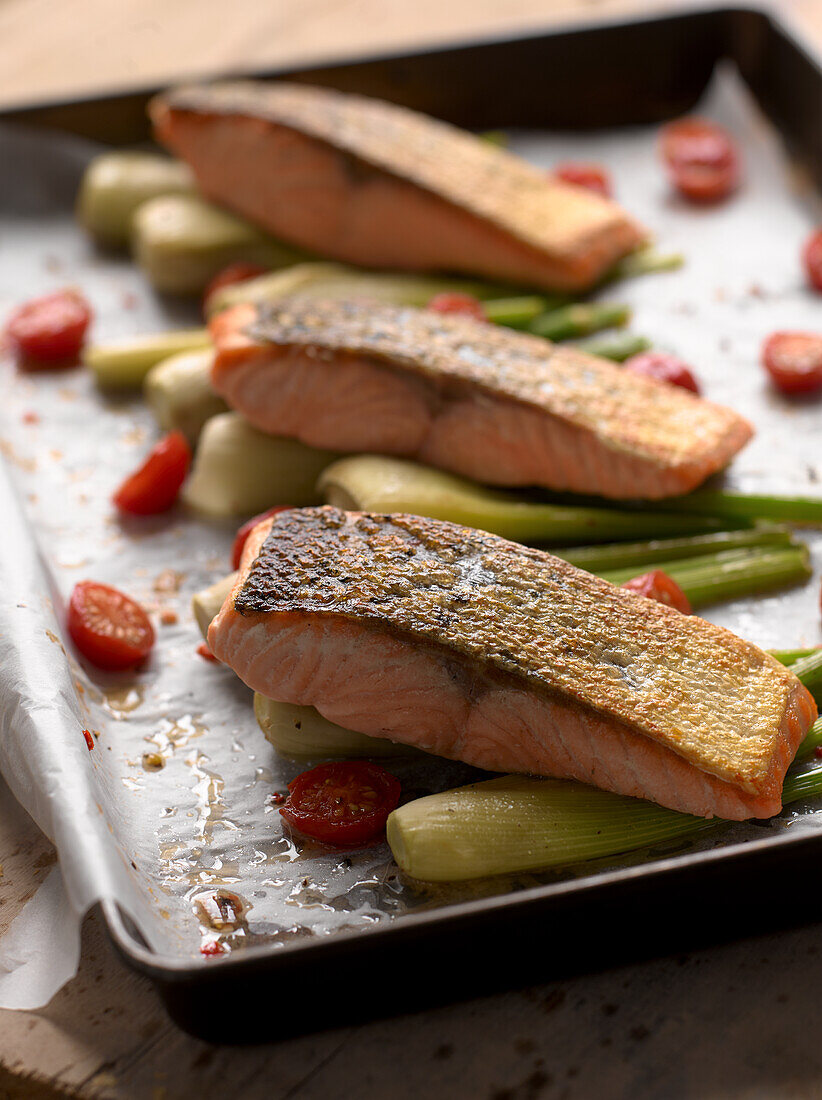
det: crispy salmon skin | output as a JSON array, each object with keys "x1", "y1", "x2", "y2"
[
  {"x1": 209, "y1": 508, "x2": 816, "y2": 820},
  {"x1": 209, "y1": 298, "x2": 753, "y2": 500},
  {"x1": 150, "y1": 81, "x2": 645, "y2": 292}
]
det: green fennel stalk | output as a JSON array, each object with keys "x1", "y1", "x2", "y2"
[{"x1": 573, "y1": 331, "x2": 651, "y2": 361}]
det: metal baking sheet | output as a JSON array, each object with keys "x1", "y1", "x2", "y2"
[{"x1": 1, "y1": 6, "x2": 821, "y2": 1039}]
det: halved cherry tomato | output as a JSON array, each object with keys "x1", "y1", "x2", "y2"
[
  {"x1": 231, "y1": 506, "x2": 291, "y2": 570},
  {"x1": 200, "y1": 940, "x2": 226, "y2": 957},
  {"x1": 5, "y1": 290, "x2": 92, "y2": 365},
  {"x1": 280, "y1": 761, "x2": 402, "y2": 847},
  {"x1": 113, "y1": 430, "x2": 191, "y2": 515},
  {"x1": 761, "y1": 332, "x2": 822, "y2": 395},
  {"x1": 802, "y1": 229, "x2": 822, "y2": 293},
  {"x1": 669, "y1": 161, "x2": 738, "y2": 204},
  {"x1": 202, "y1": 262, "x2": 268, "y2": 313},
  {"x1": 659, "y1": 118, "x2": 739, "y2": 204},
  {"x1": 68, "y1": 581, "x2": 155, "y2": 670},
  {"x1": 622, "y1": 570, "x2": 692, "y2": 614},
  {"x1": 427, "y1": 292, "x2": 486, "y2": 322},
  {"x1": 555, "y1": 162, "x2": 611, "y2": 197},
  {"x1": 623, "y1": 351, "x2": 701, "y2": 394},
  {"x1": 661, "y1": 117, "x2": 733, "y2": 167}
]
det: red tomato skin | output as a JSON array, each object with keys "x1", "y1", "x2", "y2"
[
  {"x1": 231, "y1": 506, "x2": 291, "y2": 570},
  {"x1": 554, "y1": 162, "x2": 611, "y2": 197},
  {"x1": 202, "y1": 263, "x2": 268, "y2": 312},
  {"x1": 621, "y1": 570, "x2": 692, "y2": 614},
  {"x1": 113, "y1": 431, "x2": 191, "y2": 515},
  {"x1": 802, "y1": 230, "x2": 822, "y2": 293},
  {"x1": 67, "y1": 581, "x2": 155, "y2": 671},
  {"x1": 661, "y1": 118, "x2": 734, "y2": 166},
  {"x1": 427, "y1": 293, "x2": 486, "y2": 322},
  {"x1": 83, "y1": 728, "x2": 95, "y2": 751},
  {"x1": 280, "y1": 761, "x2": 402, "y2": 848},
  {"x1": 200, "y1": 940, "x2": 225, "y2": 957},
  {"x1": 670, "y1": 162, "x2": 738, "y2": 204},
  {"x1": 5, "y1": 290, "x2": 92, "y2": 365},
  {"x1": 623, "y1": 351, "x2": 701, "y2": 394},
  {"x1": 762, "y1": 332, "x2": 822, "y2": 395},
  {"x1": 659, "y1": 118, "x2": 739, "y2": 204}
]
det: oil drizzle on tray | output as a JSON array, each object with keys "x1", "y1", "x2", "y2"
[
  {"x1": 102, "y1": 683, "x2": 146, "y2": 718},
  {"x1": 143, "y1": 713, "x2": 206, "y2": 767}
]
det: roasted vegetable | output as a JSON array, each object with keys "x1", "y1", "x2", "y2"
[
  {"x1": 132, "y1": 194, "x2": 308, "y2": 294},
  {"x1": 388, "y1": 749, "x2": 822, "y2": 883},
  {"x1": 144, "y1": 349, "x2": 226, "y2": 443},
  {"x1": 204, "y1": 260, "x2": 513, "y2": 316},
  {"x1": 182, "y1": 412, "x2": 337, "y2": 516},
  {"x1": 86, "y1": 329, "x2": 211, "y2": 388},
  {"x1": 254, "y1": 695, "x2": 419, "y2": 759},
  {"x1": 191, "y1": 571, "x2": 238, "y2": 639},
  {"x1": 317, "y1": 455, "x2": 732, "y2": 544},
  {"x1": 76, "y1": 152, "x2": 194, "y2": 246}
]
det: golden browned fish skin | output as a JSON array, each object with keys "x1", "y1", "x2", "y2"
[
  {"x1": 209, "y1": 298, "x2": 753, "y2": 499},
  {"x1": 210, "y1": 508, "x2": 816, "y2": 819},
  {"x1": 150, "y1": 81, "x2": 645, "y2": 292}
]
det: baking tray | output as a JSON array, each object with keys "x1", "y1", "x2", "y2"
[{"x1": 3, "y1": 4, "x2": 822, "y2": 1041}]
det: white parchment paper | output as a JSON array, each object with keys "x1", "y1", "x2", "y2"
[{"x1": 0, "y1": 66, "x2": 820, "y2": 1006}]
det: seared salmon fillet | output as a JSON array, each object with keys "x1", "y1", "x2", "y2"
[
  {"x1": 209, "y1": 508, "x2": 816, "y2": 820},
  {"x1": 209, "y1": 299, "x2": 753, "y2": 500},
  {"x1": 150, "y1": 81, "x2": 645, "y2": 293}
]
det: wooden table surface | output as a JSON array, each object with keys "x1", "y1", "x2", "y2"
[{"x1": 2, "y1": 1, "x2": 822, "y2": 1097}]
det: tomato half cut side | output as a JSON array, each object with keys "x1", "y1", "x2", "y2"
[
  {"x1": 202, "y1": 262, "x2": 269, "y2": 314},
  {"x1": 762, "y1": 332, "x2": 822, "y2": 395},
  {"x1": 5, "y1": 289, "x2": 92, "y2": 365},
  {"x1": 622, "y1": 571, "x2": 692, "y2": 614},
  {"x1": 113, "y1": 430, "x2": 191, "y2": 515},
  {"x1": 802, "y1": 230, "x2": 822, "y2": 293},
  {"x1": 68, "y1": 581, "x2": 155, "y2": 670},
  {"x1": 554, "y1": 162, "x2": 611, "y2": 197},
  {"x1": 623, "y1": 351, "x2": 701, "y2": 394},
  {"x1": 231, "y1": 506, "x2": 291, "y2": 570},
  {"x1": 427, "y1": 292, "x2": 486, "y2": 322},
  {"x1": 280, "y1": 761, "x2": 402, "y2": 847}
]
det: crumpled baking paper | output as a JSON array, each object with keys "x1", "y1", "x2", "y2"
[{"x1": 0, "y1": 866, "x2": 79, "y2": 1010}]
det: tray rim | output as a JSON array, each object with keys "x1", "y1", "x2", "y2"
[
  {"x1": 4, "y1": 0, "x2": 822, "y2": 993},
  {"x1": 101, "y1": 814, "x2": 822, "y2": 981},
  {"x1": 2, "y1": 2, "x2": 818, "y2": 126}
]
